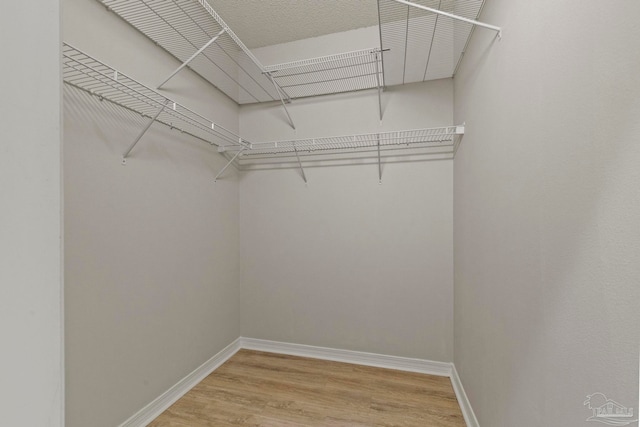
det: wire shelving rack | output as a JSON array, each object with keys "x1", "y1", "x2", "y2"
[
  {"x1": 63, "y1": 42, "x2": 464, "y2": 182},
  {"x1": 240, "y1": 126, "x2": 464, "y2": 181},
  {"x1": 245, "y1": 126, "x2": 462, "y2": 156},
  {"x1": 377, "y1": 0, "x2": 488, "y2": 86},
  {"x1": 264, "y1": 49, "x2": 384, "y2": 100},
  {"x1": 62, "y1": 43, "x2": 248, "y2": 157},
  {"x1": 100, "y1": 0, "x2": 285, "y2": 105}
]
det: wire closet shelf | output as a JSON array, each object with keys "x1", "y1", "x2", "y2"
[
  {"x1": 244, "y1": 126, "x2": 464, "y2": 157},
  {"x1": 264, "y1": 48, "x2": 384, "y2": 99},
  {"x1": 377, "y1": 0, "x2": 487, "y2": 86},
  {"x1": 62, "y1": 43, "x2": 247, "y2": 151},
  {"x1": 100, "y1": 0, "x2": 285, "y2": 105}
]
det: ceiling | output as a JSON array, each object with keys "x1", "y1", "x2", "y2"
[
  {"x1": 207, "y1": 0, "x2": 380, "y2": 48},
  {"x1": 98, "y1": 0, "x2": 488, "y2": 104}
]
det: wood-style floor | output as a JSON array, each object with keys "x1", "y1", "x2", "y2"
[{"x1": 149, "y1": 349, "x2": 465, "y2": 427}]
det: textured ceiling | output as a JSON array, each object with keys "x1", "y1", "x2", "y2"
[{"x1": 207, "y1": 0, "x2": 380, "y2": 48}]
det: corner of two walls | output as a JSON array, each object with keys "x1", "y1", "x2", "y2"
[
  {"x1": 64, "y1": 6, "x2": 458, "y2": 425},
  {"x1": 63, "y1": 0, "x2": 240, "y2": 426},
  {"x1": 453, "y1": 0, "x2": 640, "y2": 426},
  {"x1": 238, "y1": 28, "x2": 455, "y2": 362}
]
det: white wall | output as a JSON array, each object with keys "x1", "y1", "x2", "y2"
[
  {"x1": 253, "y1": 26, "x2": 380, "y2": 66},
  {"x1": 63, "y1": 1, "x2": 241, "y2": 426},
  {"x1": 0, "y1": 2, "x2": 63, "y2": 426},
  {"x1": 453, "y1": 1, "x2": 640, "y2": 426},
  {"x1": 240, "y1": 31, "x2": 455, "y2": 361},
  {"x1": 239, "y1": 161, "x2": 453, "y2": 361}
]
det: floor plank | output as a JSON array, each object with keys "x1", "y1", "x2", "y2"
[{"x1": 149, "y1": 349, "x2": 465, "y2": 427}]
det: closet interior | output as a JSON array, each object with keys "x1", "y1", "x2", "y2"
[{"x1": 64, "y1": 0, "x2": 502, "y2": 180}]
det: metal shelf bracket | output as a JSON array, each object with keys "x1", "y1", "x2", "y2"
[
  {"x1": 157, "y1": 29, "x2": 226, "y2": 90},
  {"x1": 374, "y1": 51, "x2": 383, "y2": 121},
  {"x1": 293, "y1": 143, "x2": 307, "y2": 183},
  {"x1": 121, "y1": 99, "x2": 170, "y2": 164},
  {"x1": 214, "y1": 148, "x2": 245, "y2": 182},
  {"x1": 266, "y1": 72, "x2": 296, "y2": 130},
  {"x1": 377, "y1": 134, "x2": 382, "y2": 183}
]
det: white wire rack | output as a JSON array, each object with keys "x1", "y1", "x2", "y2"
[
  {"x1": 245, "y1": 126, "x2": 463, "y2": 156},
  {"x1": 240, "y1": 126, "x2": 464, "y2": 181},
  {"x1": 100, "y1": 0, "x2": 285, "y2": 105},
  {"x1": 377, "y1": 0, "x2": 487, "y2": 85},
  {"x1": 62, "y1": 43, "x2": 247, "y2": 153},
  {"x1": 264, "y1": 49, "x2": 384, "y2": 99}
]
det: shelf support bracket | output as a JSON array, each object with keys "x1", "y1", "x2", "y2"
[
  {"x1": 377, "y1": 134, "x2": 382, "y2": 183},
  {"x1": 390, "y1": 0, "x2": 502, "y2": 38},
  {"x1": 374, "y1": 51, "x2": 383, "y2": 121},
  {"x1": 157, "y1": 29, "x2": 226, "y2": 89},
  {"x1": 265, "y1": 72, "x2": 296, "y2": 130},
  {"x1": 214, "y1": 148, "x2": 245, "y2": 182},
  {"x1": 122, "y1": 100, "x2": 169, "y2": 164},
  {"x1": 293, "y1": 144, "x2": 307, "y2": 183},
  {"x1": 453, "y1": 124, "x2": 465, "y2": 156}
]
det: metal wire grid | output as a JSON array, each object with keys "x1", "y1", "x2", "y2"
[
  {"x1": 263, "y1": 49, "x2": 384, "y2": 99},
  {"x1": 377, "y1": 0, "x2": 484, "y2": 86},
  {"x1": 62, "y1": 43, "x2": 247, "y2": 149},
  {"x1": 243, "y1": 127, "x2": 458, "y2": 156},
  {"x1": 99, "y1": 0, "x2": 285, "y2": 104}
]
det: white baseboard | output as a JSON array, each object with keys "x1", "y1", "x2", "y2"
[
  {"x1": 450, "y1": 364, "x2": 480, "y2": 427},
  {"x1": 118, "y1": 337, "x2": 478, "y2": 427},
  {"x1": 118, "y1": 337, "x2": 241, "y2": 427},
  {"x1": 239, "y1": 337, "x2": 452, "y2": 377}
]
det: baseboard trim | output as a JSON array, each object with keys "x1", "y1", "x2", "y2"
[
  {"x1": 119, "y1": 337, "x2": 479, "y2": 427},
  {"x1": 239, "y1": 337, "x2": 452, "y2": 377},
  {"x1": 450, "y1": 364, "x2": 480, "y2": 427},
  {"x1": 118, "y1": 337, "x2": 241, "y2": 427}
]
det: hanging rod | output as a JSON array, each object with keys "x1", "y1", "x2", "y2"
[{"x1": 390, "y1": 0, "x2": 502, "y2": 38}]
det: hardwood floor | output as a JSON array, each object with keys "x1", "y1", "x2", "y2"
[{"x1": 149, "y1": 349, "x2": 465, "y2": 427}]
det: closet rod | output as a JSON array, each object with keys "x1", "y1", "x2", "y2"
[{"x1": 390, "y1": 0, "x2": 502, "y2": 38}]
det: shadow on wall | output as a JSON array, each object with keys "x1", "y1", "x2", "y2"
[{"x1": 453, "y1": 2, "x2": 640, "y2": 425}]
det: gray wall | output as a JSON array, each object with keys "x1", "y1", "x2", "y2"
[
  {"x1": 0, "y1": 2, "x2": 63, "y2": 426},
  {"x1": 240, "y1": 40, "x2": 455, "y2": 361},
  {"x1": 453, "y1": 1, "x2": 640, "y2": 426},
  {"x1": 63, "y1": 1, "x2": 240, "y2": 426},
  {"x1": 239, "y1": 161, "x2": 453, "y2": 361}
]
